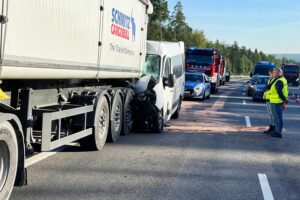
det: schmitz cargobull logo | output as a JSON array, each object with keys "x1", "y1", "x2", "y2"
[{"x1": 111, "y1": 8, "x2": 136, "y2": 41}]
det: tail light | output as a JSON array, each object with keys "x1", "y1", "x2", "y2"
[
  {"x1": 186, "y1": 63, "x2": 191, "y2": 69},
  {"x1": 210, "y1": 64, "x2": 215, "y2": 76}
]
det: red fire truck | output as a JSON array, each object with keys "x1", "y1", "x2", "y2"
[{"x1": 185, "y1": 48, "x2": 222, "y2": 93}]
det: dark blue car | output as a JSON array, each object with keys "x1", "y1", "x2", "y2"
[{"x1": 252, "y1": 75, "x2": 270, "y2": 101}]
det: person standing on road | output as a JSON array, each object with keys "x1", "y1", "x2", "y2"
[
  {"x1": 269, "y1": 68, "x2": 289, "y2": 138},
  {"x1": 263, "y1": 68, "x2": 276, "y2": 134}
]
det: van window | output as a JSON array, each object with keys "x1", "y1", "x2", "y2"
[
  {"x1": 172, "y1": 55, "x2": 184, "y2": 78},
  {"x1": 163, "y1": 58, "x2": 171, "y2": 78}
]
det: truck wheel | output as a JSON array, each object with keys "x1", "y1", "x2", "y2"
[
  {"x1": 211, "y1": 86, "x2": 217, "y2": 94},
  {"x1": 152, "y1": 110, "x2": 164, "y2": 133},
  {"x1": 108, "y1": 93, "x2": 123, "y2": 142},
  {"x1": 0, "y1": 122, "x2": 18, "y2": 200},
  {"x1": 80, "y1": 96, "x2": 109, "y2": 150},
  {"x1": 122, "y1": 90, "x2": 134, "y2": 135}
]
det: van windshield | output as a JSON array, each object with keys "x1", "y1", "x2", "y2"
[
  {"x1": 253, "y1": 65, "x2": 272, "y2": 76},
  {"x1": 142, "y1": 54, "x2": 161, "y2": 80},
  {"x1": 186, "y1": 54, "x2": 213, "y2": 65}
]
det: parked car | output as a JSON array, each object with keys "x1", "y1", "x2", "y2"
[
  {"x1": 184, "y1": 72, "x2": 211, "y2": 100},
  {"x1": 246, "y1": 75, "x2": 259, "y2": 96},
  {"x1": 252, "y1": 76, "x2": 270, "y2": 101}
]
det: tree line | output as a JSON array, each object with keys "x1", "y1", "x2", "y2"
[{"x1": 147, "y1": 0, "x2": 298, "y2": 75}]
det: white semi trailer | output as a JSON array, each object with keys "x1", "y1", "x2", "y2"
[{"x1": 0, "y1": 1, "x2": 159, "y2": 199}]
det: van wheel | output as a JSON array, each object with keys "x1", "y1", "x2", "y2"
[
  {"x1": 122, "y1": 90, "x2": 134, "y2": 135},
  {"x1": 108, "y1": 93, "x2": 123, "y2": 142},
  {"x1": 80, "y1": 96, "x2": 109, "y2": 150},
  {"x1": 0, "y1": 122, "x2": 18, "y2": 200},
  {"x1": 171, "y1": 99, "x2": 182, "y2": 119},
  {"x1": 152, "y1": 110, "x2": 164, "y2": 133}
]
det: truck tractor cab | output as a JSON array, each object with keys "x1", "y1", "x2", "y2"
[
  {"x1": 185, "y1": 48, "x2": 221, "y2": 93},
  {"x1": 281, "y1": 63, "x2": 299, "y2": 86},
  {"x1": 250, "y1": 61, "x2": 275, "y2": 77}
]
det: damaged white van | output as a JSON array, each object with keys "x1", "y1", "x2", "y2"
[{"x1": 133, "y1": 41, "x2": 185, "y2": 133}]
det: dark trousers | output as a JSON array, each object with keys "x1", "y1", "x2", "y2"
[{"x1": 272, "y1": 103, "x2": 283, "y2": 134}]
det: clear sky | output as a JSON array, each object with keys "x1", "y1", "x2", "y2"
[{"x1": 167, "y1": 0, "x2": 300, "y2": 54}]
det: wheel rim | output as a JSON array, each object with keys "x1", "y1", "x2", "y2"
[
  {"x1": 98, "y1": 107, "x2": 108, "y2": 139},
  {"x1": 114, "y1": 104, "x2": 121, "y2": 133},
  {"x1": 0, "y1": 141, "x2": 10, "y2": 192}
]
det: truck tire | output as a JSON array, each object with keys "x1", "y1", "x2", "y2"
[
  {"x1": 211, "y1": 85, "x2": 217, "y2": 94},
  {"x1": 152, "y1": 110, "x2": 164, "y2": 133},
  {"x1": 0, "y1": 121, "x2": 18, "y2": 200},
  {"x1": 80, "y1": 96, "x2": 109, "y2": 150},
  {"x1": 108, "y1": 93, "x2": 123, "y2": 142},
  {"x1": 122, "y1": 90, "x2": 134, "y2": 135}
]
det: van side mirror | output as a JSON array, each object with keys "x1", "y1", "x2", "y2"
[
  {"x1": 164, "y1": 74, "x2": 176, "y2": 88},
  {"x1": 250, "y1": 72, "x2": 252, "y2": 77}
]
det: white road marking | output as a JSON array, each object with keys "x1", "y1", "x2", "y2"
[
  {"x1": 25, "y1": 143, "x2": 76, "y2": 167},
  {"x1": 258, "y1": 174, "x2": 274, "y2": 200},
  {"x1": 243, "y1": 100, "x2": 246, "y2": 105},
  {"x1": 245, "y1": 116, "x2": 251, "y2": 127}
]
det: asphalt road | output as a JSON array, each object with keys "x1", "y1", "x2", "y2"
[{"x1": 11, "y1": 79, "x2": 300, "y2": 200}]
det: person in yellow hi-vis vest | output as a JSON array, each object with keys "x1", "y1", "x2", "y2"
[
  {"x1": 263, "y1": 68, "x2": 276, "y2": 134},
  {"x1": 269, "y1": 68, "x2": 289, "y2": 138}
]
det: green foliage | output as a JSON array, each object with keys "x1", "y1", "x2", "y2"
[
  {"x1": 186, "y1": 30, "x2": 207, "y2": 48},
  {"x1": 240, "y1": 55, "x2": 253, "y2": 75},
  {"x1": 147, "y1": 0, "x2": 169, "y2": 40},
  {"x1": 147, "y1": 0, "x2": 298, "y2": 75},
  {"x1": 167, "y1": 1, "x2": 192, "y2": 42}
]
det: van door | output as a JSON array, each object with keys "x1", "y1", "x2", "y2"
[
  {"x1": 172, "y1": 55, "x2": 185, "y2": 110},
  {"x1": 0, "y1": 0, "x2": 8, "y2": 64},
  {"x1": 162, "y1": 57, "x2": 174, "y2": 121}
]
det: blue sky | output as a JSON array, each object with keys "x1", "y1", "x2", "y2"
[{"x1": 167, "y1": 0, "x2": 300, "y2": 54}]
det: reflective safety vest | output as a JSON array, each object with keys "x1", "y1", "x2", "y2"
[
  {"x1": 263, "y1": 78, "x2": 274, "y2": 100},
  {"x1": 269, "y1": 77, "x2": 288, "y2": 103}
]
